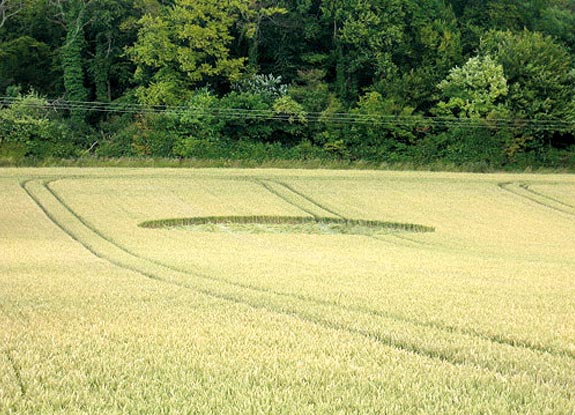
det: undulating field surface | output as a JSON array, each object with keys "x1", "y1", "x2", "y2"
[{"x1": 1, "y1": 168, "x2": 574, "y2": 414}]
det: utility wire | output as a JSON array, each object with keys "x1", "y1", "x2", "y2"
[{"x1": 1, "y1": 96, "x2": 574, "y2": 130}]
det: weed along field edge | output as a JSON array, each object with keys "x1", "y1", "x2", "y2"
[{"x1": 1, "y1": 168, "x2": 575, "y2": 414}]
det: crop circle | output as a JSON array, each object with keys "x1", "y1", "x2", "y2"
[{"x1": 139, "y1": 216, "x2": 435, "y2": 236}]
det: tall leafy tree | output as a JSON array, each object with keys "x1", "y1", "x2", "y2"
[
  {"x1": 84, "y1": 0, "x2": 140, "y2": 102},
  {"x1": 321, "y1": 0, "x2": 405, "y2": 101},
  {"x1": 424, "y1": 55, "x2": 511, "y2": 165},
  {"x1": 435, "y1": 55, "x2": 508, "y2": 119},
  {"x1": 382, "y1": 0, "x2": 462, "y2": 112},
  {"x1": 129, "y1": 0, "x2": 271, "y2": 105},
  {"x1": 0, "y1": 0, "x2": 62, "y2": 94},
  {"x1": 452, "y1": 0, "x2": 548, "y2": 53},
  {"x1": 256, "y1": 0, "x2": 329, "y2": 83},
  {"x1": 534, "y1": 0, "x2": 575, "y2": 53},
  {"x1": 235, "y1": 1, "x2": 286, "y2": 69},
  {"x1": 49, "y1": 0, "x2": 91, "y2": 123},
  {"x1": 481, "y1": 30, "x2": 575, "y2": 150},
  {"x1": 0, "y1": 0, "x2": 24, "y2": 28}
]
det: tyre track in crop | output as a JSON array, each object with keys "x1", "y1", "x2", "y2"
[
  {"x1": 257, "y1": 180, "x2": 326, "y2": 218},
  {"x1": 257, "y1": 179, "x2": 433, "y2": 249},
  {"x1": 20, "y1": 178, "x2": 575, "y2": 390},
  {"x1": 523, "y1": 184, "x2": 575, "y2": 209},
  {"x1": 0, "y1": 305, "x2": 28, "y2": 400},
  {"x1": 255, "y1": 180, "x2": 575, "y2": 359},
  {"x1": 3, "y1": 348, "x2": 27, "y2": 397},
  {"x1": 0, "y1": 302, "x2": 28, "y2": 326},
  {"x1": 43, "y1": 177, "x2": 575, "y2": 363},
  {"x1": 260, "y1": 180, "x2": 346, "y2": 219},
  {"x1": 498, "y1": 182, "x2": 575, "y2": 218},
  {"x1": 45, "y1": 177, "x2": 575, "y2": 364}
]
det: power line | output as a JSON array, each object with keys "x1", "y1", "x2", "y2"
[{"x1": 1, "y1": 96, "x2": 574, "y2": 130}]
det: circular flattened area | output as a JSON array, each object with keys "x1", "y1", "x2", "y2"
[{"x1": 139, "y1": 216, "x2": 435, "y2": 236}]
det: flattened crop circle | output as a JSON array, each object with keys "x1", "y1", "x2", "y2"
[{"x1": 139, "y1": 216, "x2": 434, "y2": 236}]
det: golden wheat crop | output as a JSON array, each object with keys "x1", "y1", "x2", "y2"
[{"x1": 1, "y1": 168, "x2": 574, "y2": 414}]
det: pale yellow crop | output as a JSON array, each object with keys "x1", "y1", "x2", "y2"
[{"x1": 1, "y1": 168, "x2": 574, "y2": 413}]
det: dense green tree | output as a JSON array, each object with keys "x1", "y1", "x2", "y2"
[
  {"x1": 451, "y1": 0, "x2": 557, "y2": 54},
  {"x1": 0, "y1": 0, "x2": 62, "y2": 94},
  {"x1": 435, "y1": 55, "x2": 508, "y2": 119},
  {"x1": 129, "y1": 0, "x2": 240, "y2": 104},
  {"x1": 0, "y1": 90, "x2": 76, "y2": 158},
  {"x1": 84, "y1": 0, "x2": 140, "y2": 102},
  {"x1": 481, "y1": 30, "x2": 575, "y2": 151},
  {"x1": 235, "y1": 1, "x2": 286, "y2": 68},
  {"x1": 1, "y1": 0, "x2": 574, "y2": 166},
  {"x1": 0, "y1": 36, "x2": 52, "y2": 93},
  {"x1": 0, "y1": 0, "x2": 24, "y2": 28},
  {"x1": 49, "y1": 0, "x2": 91, "y2": 124},
  {"x1": 534, "y1": 0, "x2": 575, "y2": 53},
  {"x1": 255, "y1": 1, "x2": 329, "y2": 83},
  {"x1": 429, "y1": 55, "x2": 511, "y2": 165},
  {"x1": 320, "y1": 0, "x2": 405, "y2": 101},
  {"x1": 381, "y1": 0, "x2": 462, "y2": 112},
  {"x1": 344, "y1": 91, "x2": 420, "y2": 161},
  {"x1": 129, "y1": 0, "x2": 283, "y2": 105}
]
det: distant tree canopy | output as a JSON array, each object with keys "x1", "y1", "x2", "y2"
[{"x1": 1, "y1": 0, "x2": 574, "y2": 167}]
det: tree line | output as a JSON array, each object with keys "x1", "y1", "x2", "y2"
[{"x1": 1, "y1": 0, "x2": 575, "y2": 168}]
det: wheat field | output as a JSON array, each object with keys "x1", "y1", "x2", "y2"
[{"x1": 1, "y1": 168, "x2": 574, "y2": 414}]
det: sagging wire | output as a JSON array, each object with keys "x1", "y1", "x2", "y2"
[{"x1": 1, "y1": 96, "x2": 574, "y2": 130}]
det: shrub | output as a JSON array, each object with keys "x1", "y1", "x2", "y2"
[
  {"x1": 95, "y1": 115, "x2": 137, "y2": 157},
  {"x1": 343, "y1": 92, "x2": 419, "y2": 161},
  {"x1": 219, "y1": 91, "x2": 274, "y2": 143},
  {"x1": 232, "y1": 73, "x2": 288, "y2": 103},
  {"x1": 271, "y1": 95, "x2": 308, "y2": 145},
  {"x1": 173, "y1": 90, "x2": 226, "y2": 158},
  {"x1": 0, "y1": 91, "x2": 77, "y2": 159},
  {"x1": 413, "y1": 126, "x2": 509, "y2": 166}
]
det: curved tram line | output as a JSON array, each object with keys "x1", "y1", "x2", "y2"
[
  {"x1": 19, "y1": 177, "x2": 575, "y2": 391},
  {"x1": 257, "y1": 179, "x2": 435, "y2": 248},
  {"x1": 498, "y1": 182, "x2": 575, "y2": 217}
]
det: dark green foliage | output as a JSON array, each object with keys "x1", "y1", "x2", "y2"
[
  {"x1": 219, "y1": 91, "x2": 275, "y2": 143},
  {"x1": 0, "y1": 92, "x2": 76, "y2": 159},
  {"x1": 0, "y1": 36, "x2": 52, "y2": 94},
  {"x1": 338, "y1": 92, "x2": 417, "y2": 161},
  {"x1": 481, "y1": 30, "x2": 575, "y2": 153},
  {"x1": 414, "y1": 126, "x2": 510, "y2": 166},
  {"x1": 95, "y1": 114, "x2": 137, "y2": 157},
  {"x1": 171, "y1": 89, "x2": 226, "y2": 157},
  {"x1": 130, "y1": 113, "x2": 177, "y2": 157},
  {"x1": 60, "y1": 0, "x2": 89, "y2": 124},
  {"x1": 0, "y1": 0, "x2": 574, "y2": 169}
]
